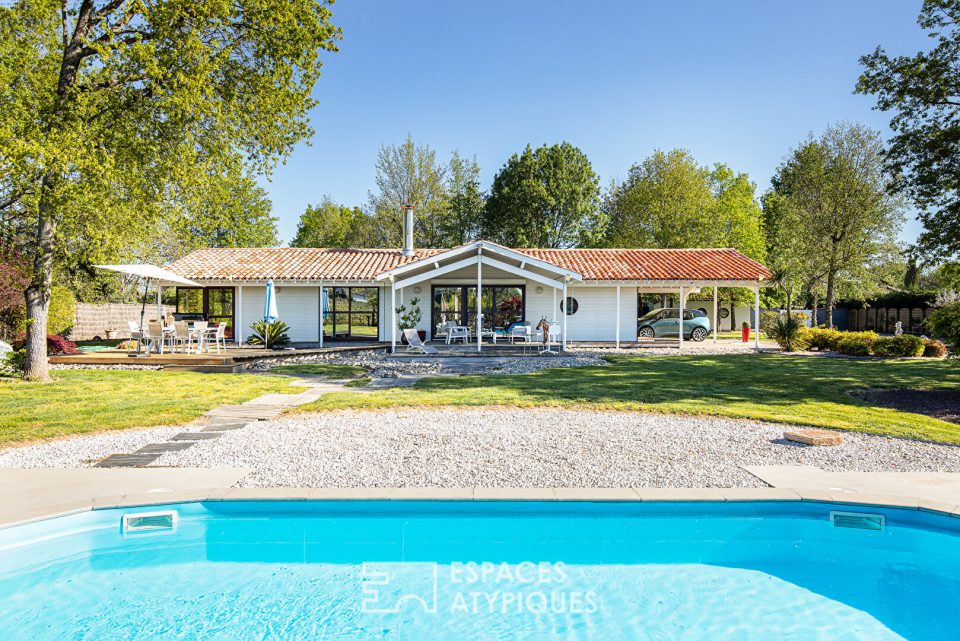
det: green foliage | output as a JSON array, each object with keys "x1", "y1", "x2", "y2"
[
  {"x1": 873, "y1": 334, "x2": 926, "y2": 357},
  {"x1": 246, "y1": 320, "x2": 291, "y2": 348},
  {"x1": 167, "y1": 172, "x2": 280, "y2": 251},
  {"x1": 603, "y1": 149, "x2": 765, "y2": 311},
  {"x1": 924, "y1": 339, "x2": 948, "y2": 358},
  {"x1": 443, "y1": 151, "x2": 485, "y2": 245},
  {"x1": 1, "y1": 349, "x2": 25, "y2": 378},
  {"x1": 4, "y1": 284, "x2": 75, "y2": 337},
  {"x1": 482, "y1": 142, "x2": 601, "y2": 248},
  {"x1": 0, "y1": 0, "x2": 341, "y2": 378},
  {"x1": 763, "y1": 313, "x2": 810, "y2": 352},
  {"x1": 47, "y1": 285, "x2": 76, "y2": 337},
  {"x1": 836, "y1": 332, "x2": 879, "y2": 357},
  {"x1": 291, "y1": 196, "x2": 375, "y2": 248},
  {"x1": 805, "y1": 327, "x2": 844, "y2": 351},
  {"x1": 604, "y1": 151, "x2": 765, "y2": 257},
  {"x1": 765, "y1": 123, "x2": 905, "y2": 324},
  {"x1": 368, "y1": 136, "x2": 452, "y2": 248},
  {"x1": 395, "y1": 297, "x2": 422, "y2": 330},
  {"x1": 857, "y1": 1, "x2": 960, "y2": 258},
  {"x1": 927, "y1": 301, "x2": 960, "y2": 348}
]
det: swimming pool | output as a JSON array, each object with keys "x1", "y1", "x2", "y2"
[{"x1": 0, "y1": 500, "x2": 956, "y2": 640}]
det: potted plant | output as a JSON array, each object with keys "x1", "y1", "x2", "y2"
[
  {"x1": 741, "y1": 321, "x2": 751, "y2": 343},
  {"x1": 395, "y1": 297, "x2": 425, "y2": 344}
]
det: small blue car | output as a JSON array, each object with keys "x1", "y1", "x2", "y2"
[{"x1": 637, "y1": 308, "x2": 711, "y2": 341}]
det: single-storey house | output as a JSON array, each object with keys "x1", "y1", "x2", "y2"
[{"x1": 165, "y1": 231, "x2": 773, "y2": 352}]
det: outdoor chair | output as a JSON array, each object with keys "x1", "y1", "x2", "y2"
[
  {"x1": 127, "y1": 320, "x2": 143, "y2": 353},
  {"x1": 403, "y1": 328, "x2": 438, "y2": 354},
  {"x1": 171, "y1": 321, "x2": 193, "y2": 353},
  {"x1": 191, "y1": 321, "x2": 209, "y2": 353},
  {"x1": 447, "y1": 325, "x2": 469, "y2": 345},
  {"x1": 207, "y1": 322, "x2": 227, "y2": 354},
  {"x1": 509, "y1": 323, "x2": 531, "y2": 344},
  {"x1": 145, "y1": 320, "x2": 166, "y2": 354}
]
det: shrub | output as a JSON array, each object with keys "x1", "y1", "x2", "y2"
[
  {"x1": 873, "y1": 334, "x2": 925, "y2": 358},
  {"x1": 246, "y1": 320, "x2": 290, "y2": 348},
  {"x1": 924, "y1": 339, "x2": 948, "y2": 358},
  {"x1": 927, "y1": 301, "x2": 960, "y2": 350},
  {"x1": 2, "y1": 285, "x2": 77, "y2": 339},
  {"x1": 835, "y1": 331, "x2": 878, "y2": 357},
  {"x1": 805, "y1": 327, "x2": 843, "y2": 351},
  {"x1": 12, "y1": 334, "x2": 79, "y2": 355},
  {"x1": 764, "y1": 314, "x2": 810, "y2": 352},
  {"x1": 1, "y1": 349, "x2": 25, "y2": 377}
]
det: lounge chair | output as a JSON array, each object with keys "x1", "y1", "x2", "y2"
[{"x1": 403, "y1": 328, "x2": 438, "y2": 354}]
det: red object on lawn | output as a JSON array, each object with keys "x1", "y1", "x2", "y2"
[{"x1": 741, "y1": 325, "x2": 751, "y2": 342}]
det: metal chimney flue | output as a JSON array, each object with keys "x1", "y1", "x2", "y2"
[{"x1": 401, "y1": 204, "x2": 415, "y2": 257}]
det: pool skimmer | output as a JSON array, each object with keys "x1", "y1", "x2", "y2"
[
  {"x1": 830, "y1": 511, "x2": 885, "y2": 531},
  {"x1": 121, "y1": 511, "x2": 178, "y2": 535}
]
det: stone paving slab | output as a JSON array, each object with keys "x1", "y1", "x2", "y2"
[
  {"x1": 171, "y1": 432, "x2": 222, "y2": 441},
  {"x1": 201, "y1": 422, "x2": 249, "y2": 432},
  {"x1": 135, "y1": 442, "x2": 195, "y2": 454},
  {"x1": 0, "y1": 468, "x2": 251, "y2": 526},
  {"x1": 94, "y1": 453, "x2": 160, "y2": 468},
  {"x1": 744, "y1": 465, "x2": 960, "y2": 504}
]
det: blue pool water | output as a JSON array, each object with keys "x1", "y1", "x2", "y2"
[{"x1": 0, "y1": 500, "x2": 957, "y2": 641}]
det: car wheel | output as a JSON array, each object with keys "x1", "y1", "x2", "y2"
[
  {"x1": 638, "y1": 326, "x2": 655, "y2": 339},
  {"x1": 690, "y1": 327, "x2": 707, "y2": 342}
]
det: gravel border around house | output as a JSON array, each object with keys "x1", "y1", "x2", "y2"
[
  {"x1": 0, "y1": 408, "x2": 947, "y2": 488},
  {"x1": 0, "y1": 426, "x2": 183, "y2": 468}
]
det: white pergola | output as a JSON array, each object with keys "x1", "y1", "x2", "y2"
[{"x1": 376, "y1": 241, "x2": 582, "y2": 353}]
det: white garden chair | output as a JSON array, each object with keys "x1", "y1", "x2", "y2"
[
  {"x1": 145, "y1": 320, "x2": 166, "y2": 354},
  {"x1": 207, "y1": 322, "x2": 227, "y2": 354},
  {"x1": 190, "y1": 321, "x2": 209, "y2": 353},
  {"x1": 539, "y1": 323, "x2": 562, "y2": 355},
  {"x1": 403, "y1": 328, "x2": 438, "y2": 354},
  {"x1": 127, "y1": 320, "x2": 143, "y2": 353}
]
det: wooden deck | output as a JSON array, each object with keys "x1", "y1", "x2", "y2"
[{"x1": 50, "y1": 342, "x2": 387, "y2": 371}]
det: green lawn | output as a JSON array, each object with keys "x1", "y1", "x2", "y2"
[
  {"x1": 297, "y1": 354, "x2": 960, "y2": 444},
  {"x1": 0, "y1": 370, "x2": 298, "y2": 446},
  {"x1": 269, "y1": 363, "x2": 367, "y2": 378}
]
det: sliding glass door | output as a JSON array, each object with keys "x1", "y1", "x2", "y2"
[
  {"x1": 322, "y1": 287, "x2": 379, "y2": 340},
  {"x1": 175, "y1": 287, "x2": 235, "y2": 338},
  {"x1": 432, "y1": 285, "x2": 524, "y2": 335}
]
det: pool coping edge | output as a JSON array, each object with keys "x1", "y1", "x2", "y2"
[{"x1": 2, "y1": 487, "x2": 958, "y2": 529}]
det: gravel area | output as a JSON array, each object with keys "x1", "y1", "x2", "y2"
[
  {"x1": 571, "y1": 340, "x2": 780, "y2": 357},
  {"x1": 253, "y1": 350, "x2": 608, "y2": 377},
  {"x1": 0, "y1": 426, "x2": 183, "y2": 468},
  {"x1": 49, "y1": 363, "x2": 163, "y2": 370},
  {"x1": 132, "y1": 409, "x2": 960, "y2": 488}
]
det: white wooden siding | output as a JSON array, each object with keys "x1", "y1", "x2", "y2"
[{"x1": 239, "y1": 285, "x2": 319, "y2": 343}]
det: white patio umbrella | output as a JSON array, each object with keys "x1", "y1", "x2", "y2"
[
  {"x1": 95, "y1": 264, "x2": 202, "y2": 356},
  {"x1": 263, "y1": 279, "x2": 279, "y2": 348}
]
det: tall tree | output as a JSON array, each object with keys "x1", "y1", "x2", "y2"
[
  {"x1": 368, "y1": 136, "x2": 450, "y2": 248},
  {"x1": 767, "y1": 123, "x2": 905, "y2": 326},
  {"x1": 482, "y1": 143, "x2": 600, "y2": 248},
  {"x1": 291, "y1": 196, "x2": 376, "y2": 248},
  {"x1": 604, "y1": 150, "x2": 766, "y2": 326},
  {"x1": 857, "y1": 0, "x2": 960, "y2": 259},
  {"x1": 442, "y1": 151, "x2": 484, "y2": 245},
  {"x1": 603, "y1": 149, "x2": 715, "y2": 248},
  {"x1": 0, "y1": 0, "x2": 340, "y2": 379}
]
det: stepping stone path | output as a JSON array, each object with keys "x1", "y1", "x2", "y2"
[{"x1": 94, "y1": 380, "x2": 342, "y2": 468}]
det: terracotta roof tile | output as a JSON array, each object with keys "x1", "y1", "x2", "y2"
[{"x1": 168, "y1": 245, "x2": 771, "y2": 283}]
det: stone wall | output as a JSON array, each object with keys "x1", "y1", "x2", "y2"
[{"x1": 73, "y1": 303, "x2": 175, "y2": 340}]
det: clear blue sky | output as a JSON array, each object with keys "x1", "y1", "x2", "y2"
[{"x1": 264, "y1": 0, "x2": 930, "y2": 245}]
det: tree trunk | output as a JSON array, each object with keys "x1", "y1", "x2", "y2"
[
  {"x1": 729, "y1": 301, "x2": 736, "y2": 331},
  {"x1": 825, "y1": 271, "x2": 835, "y2": 329},
  {"x1": 24, "y1": 192, "x2": 56, "y2": 381},
  {"x1": 811, "y1": 293, "x2": 819, "y2": 327}
]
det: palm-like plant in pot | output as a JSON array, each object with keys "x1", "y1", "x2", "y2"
[{"x1": 395, "y1": 298, "x2": 424, "y2": 343}]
